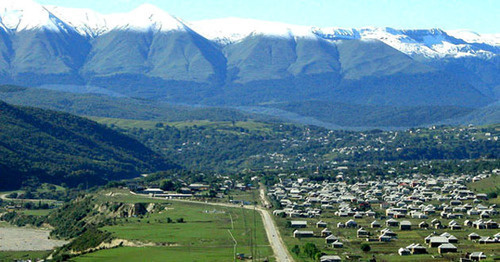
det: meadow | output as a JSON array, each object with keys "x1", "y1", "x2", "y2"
[{"x1": 72, "y1": 189, "x2": 274, "y2": 261}]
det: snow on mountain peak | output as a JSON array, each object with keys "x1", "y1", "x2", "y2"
[
  {"x1": 447, "y1": 29, "x2": 500, "y2": 46},
  {"x1": 106, "y1": 3, "x2": 186, "y2": 33},
  {"x1": 190, "y1": 17, "x2": 317, "y2": 45},
  {"x1": 46, "y1": 6, "x2": 109, "y2": 37},
  {"x1": 48, "y1": 3, "x2": 187, "y2": 36},
  {"x1": 0, "y1": 0, "x2": 72, "y2": 32}
]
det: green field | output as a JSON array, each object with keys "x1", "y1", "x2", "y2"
[
  {"x1": 468, "y1": 175, "x2": 500, "y2": 204},
  {"x1": 468, "y1": 175, "x2": 500, "y2": 193},
  {"x1": 72, "y1": 189, "x2": 274, "y2": 261},
  {"x1": 21, "y1": 209, "x2": 53, "y2": 216},
  {"x1": 72, "y1": 246, "x2": 242, "y2": 262}
]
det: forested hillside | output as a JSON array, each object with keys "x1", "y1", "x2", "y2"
[
  {"x1": 104, "y1": 120, "x2": 499, "y2": 172},
  {"x1": 0, "y1": 101, "x2": 174, "y2": 190}
]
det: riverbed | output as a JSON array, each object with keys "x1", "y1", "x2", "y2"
[{"x1": 0, "y1": 225, "x2": 68, "y2": 251}]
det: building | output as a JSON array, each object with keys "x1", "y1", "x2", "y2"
[
  {"x1": 345, "y1": 219, "x2": 357, "y2": 228},
  {"x1": 438, "y1": 243, "x2": 458, "y2": 254},
  {"x1": 398, "y1": 247, "x2": 411, "y2": 256},
  {"x1": 386, "y1": 219, "x2": 399, "y2": 227},
  {"x1": 357, "y1": 227, "x2": 369, "y2": 238},
  {"x1": 332, "y1": 241, "x2": 344, "y2": 248},
  {"x1": 407, "y1": 243, "x2": 427, "y2": 254},
  {"x1": 294, "y1": 230, "x2": 314, "y2": 238},
  {"x1": 321, "y1": 228, "x2": 332, "y2": 237},
  {"x1": 468, "y1": 252, "x2": 487, "y2": 261},
  {"x1": 325, "y1": 234, "x2": 339, "y2": 244},
  {"x1": 290, "y1": 221, "x2": 308, "y2": 228},
  {"x1": 317, "y1": 220, "x2": 328, "y2": 228},
  {"x1": 469, "y1": 233, "x2": 481, "y2": 240},
  {"x1": 400, "y1": 220, "x2": 412, "y2": 230},
  {"x1": 419, "y1": 221, "x2": 429, "y2": 229},
  {"x1": 320, "y1": 255, "x2": 341, "y2": 262},
  {"x1": 371, "y1": 220, "x2": 381, "y2": 228},
  {"x1": 429, "y1": 236, "x2": 449, "y2": 247}
]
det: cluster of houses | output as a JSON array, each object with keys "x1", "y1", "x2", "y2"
[
  {"x1": 129, "y1": 177, "x2": 256, "y2": 200},
  {"x1": 269, "y1": 172, "x2": 498, "y2": 260}
]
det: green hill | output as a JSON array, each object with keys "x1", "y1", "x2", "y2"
[{"x1": 0, "y1": 101, "x2": 175, "y2": 190}]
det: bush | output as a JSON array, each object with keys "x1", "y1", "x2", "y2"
[
  {"x1": 361, "y1": 243, "x2": 371, "y2": 252},
  {"x1": 302, "y1": 243, "x2": 320, "y2": 259},
  {"x1": 487, "y1": 192, "x2": 498, "y2": 199}
]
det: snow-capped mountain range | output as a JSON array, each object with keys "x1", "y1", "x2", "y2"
[
  {"x1": 0, "y1": 0, "x2": 498, "y2": 127},
  {"x1": 0, "y1": 0, "x2": 497, "y2": 60},
  {"x1": 0, "y1": 0, "x2": 498, "y2": 115}
]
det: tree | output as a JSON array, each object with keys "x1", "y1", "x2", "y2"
[
  {"x1": 160, "y1": 180, "x2": 175, "y2": 191},
  {"x1": 361, "y1": 243, "x2": 371, "y2": 252},
  {"x1": 291, "y1": 245, "x2": 300, "y2": 255}
]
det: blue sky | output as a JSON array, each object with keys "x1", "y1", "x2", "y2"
[{"x1": 37, "y1": 0, "x2": 499, "y2": 33}]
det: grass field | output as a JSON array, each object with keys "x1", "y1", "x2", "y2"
[
  {"x1": 227, "y1": 189, "x2": 260, "y2": 204},
  {"x1": 468, "y1": 175, "x2": 500, "y2": 204},
  {"x1": 21, "y1": 209, "x2": 53, "y2": 216},
  {"x1": 468, "y1": 175, "x2": 500, "y2": 194},
  {"x1": 72, "y1": 189, "x2": 274, "y2": 261},
  {"x1": 72, "y1": 246, "x2": 242, "y2": 262}
]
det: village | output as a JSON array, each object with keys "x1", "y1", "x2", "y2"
[{"x1": 268, "y1": 170, "x2": 500, "y2": 261}]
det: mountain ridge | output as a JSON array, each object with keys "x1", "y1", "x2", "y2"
[{"x1": 0, "y1": 1, "x2": 493, "y2": 59}]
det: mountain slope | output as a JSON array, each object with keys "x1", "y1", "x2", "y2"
[
  {"x1": 0, "y1": 0, "x2": 91, "y2": 85},
  {"x1": 0, "y1": 100, "x2": 174, "y2": 190},
  {"x1": 80, "y1": 5, "x2": 227, "y2": 89}
]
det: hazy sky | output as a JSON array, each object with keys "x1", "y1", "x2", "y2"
[{"x1": 36, "y1": 0, "x2": 499, "y2": 33}]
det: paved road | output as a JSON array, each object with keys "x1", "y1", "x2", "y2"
[
  {"x1": 133, "y1": 190, "x2": 294, "y2": 262},
  {"x1": 0, "y1": 193, "x2": 58, "y2": 203},
  {"x1": 257, "y1": 206, "x2": 293, "y2": 262}
]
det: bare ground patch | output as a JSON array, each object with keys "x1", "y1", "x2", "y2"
[{"x1": 0, "y1": 226, "x2": 67, "y2": 251}]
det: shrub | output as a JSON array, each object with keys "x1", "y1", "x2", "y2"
[{"x1": 361, "y1": 243, "x2": 371, "y2": 252}]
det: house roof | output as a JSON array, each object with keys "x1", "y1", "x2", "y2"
[
  {"x1": 430, "y1": 236, "x2": 449, "y2": 243},
  {"x1": 321, "y1": 255, "x2": 341, "y2": 261},
  {"x1": 438, "y1": 243, "x2": 457, "y2": 249}
]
